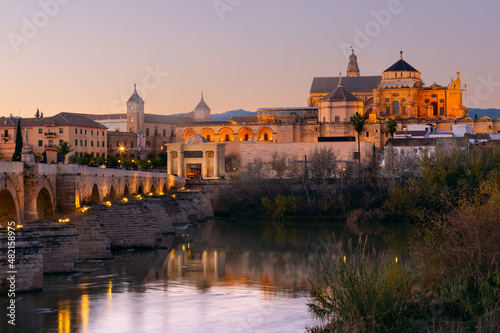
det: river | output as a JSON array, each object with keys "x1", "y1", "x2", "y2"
[{"x1": 1, "y1": 219, "x2": 410, "y2": 333}]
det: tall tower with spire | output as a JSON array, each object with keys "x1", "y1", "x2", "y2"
[
  {"x1": 347, "y1": 47, "x2": 360, "y2": 77},
  {"x1": 127, "y1": 83, "x2": 145, "y2": 133},
  {"x1": 193, "y1": 92, "x2": 211, "y2": 122}
]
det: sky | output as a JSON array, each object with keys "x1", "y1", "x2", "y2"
[{"x1": 1, "y1": 0, "x2": 499, "y2": 118}]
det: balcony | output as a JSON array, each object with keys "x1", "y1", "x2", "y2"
[
  {"x1": 44, "y1": 144, "x2": 56, "y2": 150},
  {"x1": 45, "y1": 132, "x2": 57, "y2": 138},
  {"x1": 1, "y1": 134, "x2": 10, "y2": 141}
]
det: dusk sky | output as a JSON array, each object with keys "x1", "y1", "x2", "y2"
[{"x1": 1, "y1": 0, "x2": 499, "y2": 118}]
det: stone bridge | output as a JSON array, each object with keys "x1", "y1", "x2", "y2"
[{"x1": 0, "y1": 161, "x2": 185, "y2": 225}]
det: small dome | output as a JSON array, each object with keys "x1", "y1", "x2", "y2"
[{"x1": 185, "y1": 134, "x2": 207, "y2": 145}]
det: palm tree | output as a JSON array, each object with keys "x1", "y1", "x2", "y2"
[
  {"x1": 350, "y1": 112, "x2": 365, "y2": 168},
  {"x1": 386, "y1": 118, "x2": 398, "y2": 138},
  {"x1": 55, "y1": 141, "x2": 74, "y2": 164}
]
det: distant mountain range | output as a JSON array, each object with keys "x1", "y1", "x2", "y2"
[
  {"x1": 210, "y1": 109, "x2": 257, "y2": 121},
  {"x1": 467, "y1": 108, "x2": 500, "y2": 119}
]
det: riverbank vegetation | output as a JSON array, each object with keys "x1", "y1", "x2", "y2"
[{"x1": 216, "y1": 144, "x2": 500, "y2": 331}]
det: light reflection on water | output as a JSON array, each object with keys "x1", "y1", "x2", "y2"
[{"x1": 0, "y1": 220, "x2": 409, "y2": 333}]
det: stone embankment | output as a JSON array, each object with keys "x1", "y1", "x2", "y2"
[{"x1": 0, "y1": 190, "x2": 213, "y2": 293}]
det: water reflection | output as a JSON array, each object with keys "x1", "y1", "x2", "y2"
[{"x1": 0, "y1": 219, "x2": 410, "y2": 333}]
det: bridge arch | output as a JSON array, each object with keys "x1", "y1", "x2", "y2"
[
  {"x1": 108, "y1": 185, "x2": 116, "y2": 199},
  {"x1": 137, "y1": 184, "x2": 144, "y2": 194},
  {"x1": 91, "y1": 184, "x2": 100, "y2": 202},
  {"x1": 123, "y1": 184, "x2": 130, "y2": 196},
  {"x1": 162, "y1": 183, "x2": 167, "y2": 194},
  {"x1": 150, "y1": 185, "x2": 155, "y2": 194},
  {"x1": 0, "y1": 177, "x2": 21, "y2": 224},
  {"x1": 36, "y1": 187, "x2": 55, "y2": 220}
]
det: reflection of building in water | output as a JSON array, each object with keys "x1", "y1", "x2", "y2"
[{"x1": 166, "y1": 245, "x2": 316, "y2": 296}]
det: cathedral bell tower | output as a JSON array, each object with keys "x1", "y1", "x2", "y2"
[
  {"x1": 347, "y1": 47, "x2": 360, "y2": 77},
  {"x1": 126, "y1": 83, "x2": 145, "y2": 133}
]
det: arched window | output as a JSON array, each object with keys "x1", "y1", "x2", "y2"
[
  {"x1": 335, "y1": 116, "x2": 340, "y2": 123},
  {"x1": 392, "y1": 101, "x2": 400, "y2": 115}
]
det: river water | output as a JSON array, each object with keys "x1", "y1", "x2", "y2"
[{"x1": 1, "y1": 219, "x2": 410, "y2": 333}]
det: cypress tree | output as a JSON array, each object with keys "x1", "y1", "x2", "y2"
[{"x1": 11, "y1": 118, "x2": 23, "y2": 161}]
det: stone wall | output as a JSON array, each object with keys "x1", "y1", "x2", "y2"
[
  {"x1": 24, "y1": 223, "x2": 79, "y2": 273},
  {"x1": 231, "y1": 141, "x2": 374, "y2": 165},
  {"x1": 73, "y1": 193, "x2": 211, "y2": 252},
  {"x1": 0, "y1": 230, "x2": 43, "y2": 293}
]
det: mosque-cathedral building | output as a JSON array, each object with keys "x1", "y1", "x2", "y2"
[{"x1": 175, "y1": 51, "x2": 498, "y2": 154}]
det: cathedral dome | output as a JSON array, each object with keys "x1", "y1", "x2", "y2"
[{"x1": 383, "y1": 51, "x2": 419, "y2": 73}]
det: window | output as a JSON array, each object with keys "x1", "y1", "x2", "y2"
[
  {"x1": 392, "y1": 101, "x2": 400, "y2": 115},
  {"x1": 402, "y1": 106, "x2": 406, "y2": 115},
  {"x1": 80, "y1": 140, "x2": 83, "y2": 146},
  {"x1": 38, "y1": 140, "x2": 43, "y2": 147},
  {"x1": 91, "y1": 141, "x2": 93, "y2": 147},
  {"x1": 85, "y1": 140, "x2": 87, "y2": 147},
  {"x1": 146, "y1": 128, "x2": 150, "y2": 136},
  {"x1": 386, "y1": 106, "x2": 391, "y2": 115},
  {"x1": 146, "y1": 141, "x2": 150, "y2": 148},
  {"x1": 75, "y1": 139, "x2": 78, "y2": 146},
  {"x1": 59, "y1": 128, "x2": 63, "y2": 133},
  {"x1": 102, "y1": 131, "x2": 104, "y2": 136},
  {"x1": 38, "y1": 128, "x2": 42, "y2": 134},
  {"x1": 75, "y1": 129, "x2": 78, "y2": 134},
  {"x1": 59, "y1": 140, "x2": 63, "y2": 145},
  {"x1": 91, "y1": 130, "x2": 93, "y2": 135},
  {"x1": 154, "y1": 129, "x2": 158, "y2": 137},
  {"x1": 102, "y1": 141, "x2": 104, "y2": 147},
  {"x1": 130, "y1": 116, "x2": 134, "y2": 123},
  {"x1": 97, "y1": 141, "x2": 99, "y2": 147},
  {"x1": 335, "y1": 116, "x2": 340, "y2": 123},
  {"x1": 97, "y1": 131, "x2": 99, "y2": 136},
  {"x1": 163, "y1": 129, "x2": 166, "y2": 137},
  {"x1": 80, "y1": 129, "x2": 82, "y2": 134},
  {"x1": 440, "y1": 107, "x2": 445, "y2": 116},
  {"x1": 366, "y1": 132, "x2": 369, "y2": 137},
  {"x1": 116, "y1": 141, "x2": 120, "y2": 147}
]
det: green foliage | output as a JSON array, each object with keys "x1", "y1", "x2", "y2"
[
  {"x1": 307, "y1": 236, "x2": 419, "y2": 332},
  {"x1": 386, "y1": 118, "x2": 397, "y2": 138},
  {"x1": 11, "y1": 118, "x2": 22, "y2": 161},
  {"x1": 413, "y1": 183, "x2": 500, "y2": 328},
  {"x1": 55, "y1": 141, "x2": 74, "y2": 163},
  {"x1": 261, "y1": 195, "x2": 302, "y2": 219}
]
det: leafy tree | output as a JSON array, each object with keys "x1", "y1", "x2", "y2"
[
  {"x1": 40, "y1": 111, "x2": 43, "y2": 118},
  {"x1": 35, "y1": 108, "x2": 40, "y2": 118},
  {"x1": 386, "y1": 118, "x2": 397, "y2": 138},
  {"x1": 350, "y1": 112, "x2": 365, "y2": 169},
  {"x1": 11, "y1": 118, "x2": 22, "y2": 161},
  {"x1": 55, "y1": 141, "x2": 74, "y2": 164},
  {"x1": 42, "y1": 150, "x2": 48, "y2": 163}
]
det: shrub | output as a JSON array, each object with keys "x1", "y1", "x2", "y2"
[
  {"x1": 307, "y1": 236, "x2": 420, "y2": 332},
  {"x1": 261, "y1": 195, "x2": 302, "y2": 219}
]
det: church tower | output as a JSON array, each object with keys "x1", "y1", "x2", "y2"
[
  {"x1": 347, "y1": 48, "x2": 360, "y2": 77},
  {"x1": 127, "y1": 84, "x2": 145, "y2": 133},
  {"x1": 193, "y1": 93, "x2": 211, "y2": 122}
]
